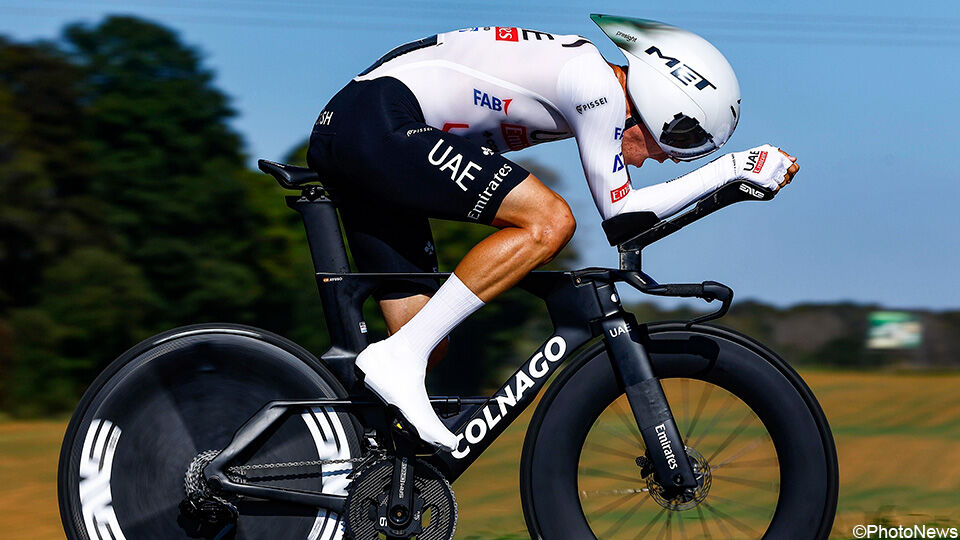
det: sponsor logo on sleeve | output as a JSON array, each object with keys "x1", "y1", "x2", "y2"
[
  {"x1": 575, "y1": 97, "x2": 608, "y2": 114},
  {"x1": 473, "y1": 89, "x2": 512, "y2": 114},
  {"x1": 610, "y1": 180, "x2": 631, "y2": 203},
  {"x1": 500, "y1": 123, "x2": 530, "y2": 151},
  {"x1": 744, "y1": 150, "x2": 768, "y2": 173},
  {"x1": 615, "y1": 30, "x2": 638, "y2": 43},
  {"x1": 612, "y1": 152, "x2": 625, "y2": 173},
  {"x1": 495, "y1": 27, "x2": 519, "y2": 41}
]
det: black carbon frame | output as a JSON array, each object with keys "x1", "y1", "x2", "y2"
[{"x1": 203, "y1": 178, "x2": 749, "y2": 508}]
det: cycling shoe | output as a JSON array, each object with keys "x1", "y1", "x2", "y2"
[{"x1": 355, "y1": 338, "x2": 459, "y2": 452}]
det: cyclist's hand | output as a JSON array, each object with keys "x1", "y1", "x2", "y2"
[{"x1": 728, "y1": 144, "x2": 798, "y2": 191}]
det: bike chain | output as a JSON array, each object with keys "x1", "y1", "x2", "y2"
[
  {"x1": 225, "y1": 451, "x2": 382, "y2": 479},
  {"x1": 185, "y1": 448, "x2": 385, "y2": 500}
]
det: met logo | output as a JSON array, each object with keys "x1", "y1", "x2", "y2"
[
  {"x1": 473, "y1": 89, "x2": 512, "y2": 114},
  {"x1": 644, "y1": 46, "x2": 717, "y2": 91}
]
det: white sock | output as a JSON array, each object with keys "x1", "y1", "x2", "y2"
[{"x1": 391, "y1": 273, "x2": 484, "y2": 360}]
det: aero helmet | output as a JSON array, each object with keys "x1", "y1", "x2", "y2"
[{"x1": 591, "y1": 14, "x2": 740, "y2": 161}]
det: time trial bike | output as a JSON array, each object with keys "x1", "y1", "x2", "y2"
[{"x1": 58, "y1": 159, "x2": 839, "y2": 539}]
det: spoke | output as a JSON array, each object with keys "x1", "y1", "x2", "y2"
[
  {"x1": 584, "y1": 440, "x2": 644, "y2": 460},
  {"x1": 680, "y1": 378, "x2": 690, "y2": 427},
  {"x1": 706, "y1": 410, "x2": 757, "y2": 464},
  {"x1": 677, "y1": 506, "x2": 688, "y2": 540},
  {"x1": 581, "y1": 487, "x2": 649, "y2": 498},
  {"x1": 702, "y1": 501, "x2": 762, "y2": 538},
  {"x1": 711, "y1": 474, "x2": 780, "y2": 493},
  {"x1": 704, "y1": 502, "x2": 734, "y2": 537},
  {"x1": 589, "y1": 488, "x2": 640, "y2": 520},
  {"x1": 710, "y1": 457, "x2": 779, "y2": 472},
  {"x1": 634, "y1": 507, "x2": 668, "y2": 540},
  {"x1": 690, "y1": 390, "x2": 736, "y2": 450},
  {"x1": 595, "y1": 420, "x2": 647, "y2": 455},
  {"x1": 613, "y1": 398, "x2": 645, "y2": 446},
  {"x1": 696, "y1": 506, "x2": 713, "y2": 539},
  {"x1": 706, "y1": 494, "x2": 776, "y2": 516},
  {"x1": 684, "y1": 382, "x2": 715, "y2": 441},
  {"x1": 580, "y1": 467, "x2": 645, "y2": 484},
  {"x1": 657, "y1": 510, "x2": 673, "y2": 540},
  {"x1": 601, "y1": 495, "x2": 650, "y2": 538},
  {"x1": 707, "y1": 438, "x2": 768, "y2": 472}
]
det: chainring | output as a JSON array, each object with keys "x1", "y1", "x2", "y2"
[{"x1": 344, "y1": 458, "x2": 456, "y2": 540}]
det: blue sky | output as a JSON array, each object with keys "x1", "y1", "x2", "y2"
[{"x1": 2, "y1": 0, "x2": 958, "y2": 309}]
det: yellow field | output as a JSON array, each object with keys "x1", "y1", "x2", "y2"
[{"x1": 2, "y1": 371, "x2": 958, "y2": 539}]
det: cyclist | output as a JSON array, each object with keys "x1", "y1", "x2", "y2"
[{"x1": 306, "y1": 15, "x2": 799, "y2": 451}]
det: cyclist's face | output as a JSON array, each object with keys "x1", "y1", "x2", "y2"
[{"x1": 622, "y1": 118, "x2": 672, "y2": 166}]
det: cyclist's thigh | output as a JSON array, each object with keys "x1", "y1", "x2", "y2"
[
  {"x1": 364, "y1": 125, "x2": 530, "y2": 224},
  {"x1": 338, "y1": 204, "x2": 440, "y2": 301}
]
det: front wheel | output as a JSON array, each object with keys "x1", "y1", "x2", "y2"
[{"x1": 520, "y1": 323, "x2": 838, "y2": 539}]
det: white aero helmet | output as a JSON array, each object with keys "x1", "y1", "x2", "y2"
[{"x1": 591, "y1": 14, "x2": 740, "y2": 161}]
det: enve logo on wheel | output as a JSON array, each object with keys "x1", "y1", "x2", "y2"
[{"x1": 78, "y1": 419, "x2": 126, "y2": 540}]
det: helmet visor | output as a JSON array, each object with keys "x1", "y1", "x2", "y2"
[{"x1": 659, "y1": 112, "x2": 718, "y2": 161}]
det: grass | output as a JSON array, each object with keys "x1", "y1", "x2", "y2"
[{"x1": 1, "y1": 370, "x2": 959, "y2": 538}]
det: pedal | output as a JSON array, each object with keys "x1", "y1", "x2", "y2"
[{"x1": 387, "y1": 407, "x2": 440, "y2": 455}]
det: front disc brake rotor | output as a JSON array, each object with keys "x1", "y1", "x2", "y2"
[{"x1": 344, "y1": 458, "x2": 456, "y2": 540}]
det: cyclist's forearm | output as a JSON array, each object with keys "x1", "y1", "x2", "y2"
[{"x1": 621, "y1": 154, "x2": 734, "y2": 219}]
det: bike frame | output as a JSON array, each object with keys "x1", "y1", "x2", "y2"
[{"x1": 205, "y1": 173, "x2": 767, "y2": 511}]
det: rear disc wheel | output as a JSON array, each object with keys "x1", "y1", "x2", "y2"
[{"x1": 58, "y1": 325, "x2": 361, "y2": 540}]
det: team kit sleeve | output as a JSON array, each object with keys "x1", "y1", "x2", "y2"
[{"x1": 556, "y1": 53, "x2": 632, "y2": 220}]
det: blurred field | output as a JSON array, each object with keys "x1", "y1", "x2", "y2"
[{"x1": 2, "y1": 370, "x2": 958, "y2": 539}]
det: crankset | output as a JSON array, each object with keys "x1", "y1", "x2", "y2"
[{"x1": 344, "y1": 458, "x2": 457, "y2": 540}]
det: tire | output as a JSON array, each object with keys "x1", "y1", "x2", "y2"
[
  {"x1": 58, "y1": 324, "x2": 362, "y2": 540},
  {"x1": 520, "y1": 323, "x2": 838, "y2": 539}
]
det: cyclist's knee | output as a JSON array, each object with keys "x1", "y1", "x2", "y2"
[{"x1": 529, "y1": 198, "x2": 576, "y2": 257}]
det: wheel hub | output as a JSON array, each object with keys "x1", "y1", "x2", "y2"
[{"x1": 645, "y1": 447, "x2": 712, "y2": 511}]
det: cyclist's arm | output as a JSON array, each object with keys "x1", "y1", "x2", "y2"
[
  {"x1": 621, "y1": 146, "x2": 798, "y2": 218},
  {"x1": 558, "y1": 54, "x2": 732, "y2": 221},
  {"x1": 556, "y1": 53, "x2": 632, "y2": 220},
  {"x1": 619, "y1": 156, "x2": 735, "y2": 218}
]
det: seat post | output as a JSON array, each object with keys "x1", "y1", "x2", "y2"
[
  {"x1": 286, "y1": 192, "x2": 350, "y2": 274},
  {"x1": 287, "y1": 192, "x2": 370, "y2": 375}
]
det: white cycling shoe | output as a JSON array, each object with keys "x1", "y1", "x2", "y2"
[{"x1": 355, "y1": 338, "x2": 460, "y2": 452}]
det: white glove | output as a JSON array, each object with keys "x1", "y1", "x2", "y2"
[{"x1": 724, "y1": 144, "x2": 794, "y2": 191}]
